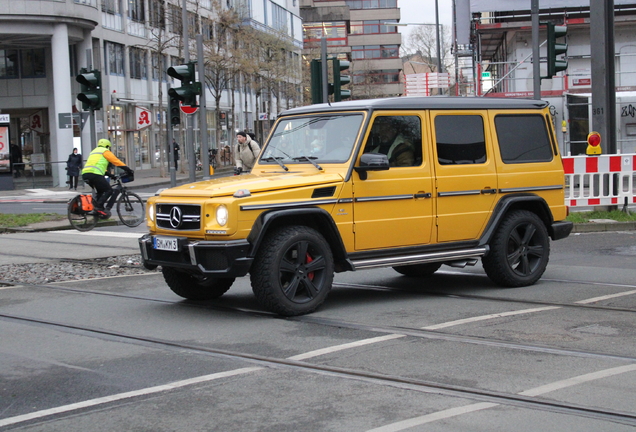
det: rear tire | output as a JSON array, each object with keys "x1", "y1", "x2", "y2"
[
  {"x1": 67, "y1": 195, "x2": 98, "y2": 232},
  {"x1": 250, "y1": 226, "x2": 334, "y2": 316},
  {"x1": 117, "y1": 192, "x2": 145, "y2": 227},
  {"x1": 482, "y1": 210, "x2": 550, "y2": 287},
  {"x1": 162, "y1": 267, "x2": 234, "y2": 300},
  {"x1": 393, "y1": 262, "x2": 442, "y2": 277}
]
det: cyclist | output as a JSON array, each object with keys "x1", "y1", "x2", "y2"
[{"x1": 81, "y1": 139, "x2": 133, "y2": 219}]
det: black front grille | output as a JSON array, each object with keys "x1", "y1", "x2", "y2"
[{"x1": 156, "y1": 204, "x2": 201, "y2": 230}]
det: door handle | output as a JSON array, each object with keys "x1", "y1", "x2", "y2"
[
  {"x1": 481, "y1": 188, "x2": 497, "y2": 195},
  {"x1": 414, "y1": 192, "x2": 432, "y2": 198}
]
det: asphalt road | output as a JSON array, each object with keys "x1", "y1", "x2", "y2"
[{"x1": 1, "y1": 228, "x2": 636, "y2": 431}]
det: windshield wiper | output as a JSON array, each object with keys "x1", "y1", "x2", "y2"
[
  {"x1": 292, "y1": 155, "x2": 323, "y2": 171},
  {"x1": 261, "y1": 156, "x2": 289, "y2": 171}
]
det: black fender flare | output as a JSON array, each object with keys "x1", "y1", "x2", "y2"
[
  {"x1": 478, "y1": 194, "x2": 555, "y2": 248},
  {"x1": 246, "y1": 207, "x2": 354, "y2": 272}
]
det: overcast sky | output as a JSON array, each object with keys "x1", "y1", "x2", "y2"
[{"x1": 397, "y1": 0, "x2": 454, "y2": 42}]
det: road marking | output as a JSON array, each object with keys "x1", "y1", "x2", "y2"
[
  {"x1": 366, "y1": 364, "x2": 636, "y2": 431},
  {"x1": 0, "y1": 367, "x2": 263, "y2": 428},
  {"x1": 575, "y1": 289, "x2": 636, "y2": 304},
  {"x1": 287, "y1": 334, "x2": 406, "y2": 361},
  {"x1": 51, "y1": 230, "x2": 143, "y2": 239},
  {"x1": 421, "y1": 306, "x2": 561, "y2": 330}
]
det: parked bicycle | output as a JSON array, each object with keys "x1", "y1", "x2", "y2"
[{"x1": 67, "y1": 172, "x2": 145, "y2": 231}]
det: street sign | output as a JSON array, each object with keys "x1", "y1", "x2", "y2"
[
  {"x1": 482, "y1": 72, "x2": 491, "y2": 78},
  {"x1": 180, "y1": 102, "x2": 198, "y2": 115}
]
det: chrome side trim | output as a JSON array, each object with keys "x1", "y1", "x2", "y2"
[
  {"x1": 437, "y1": 190, "x2": 482, "y2": 197},
  {"x1": 240, "y1": 199, "x2": 338, "y2": 211},
  {"x1": 188, "y1": 242, "x2": 199, "y2": 266},
  {"x1": 338, "y1": 198, "x2": 354, "y2": 204},
  {"x1": 499, "y1": 185, "x2": 563, "y2": 193},
  {"x1": 355, "y1": 194, "x2": 414, "y2": 203},
  {"x1": 351, "y1": 247, "x2": 488, "y2": 270}
]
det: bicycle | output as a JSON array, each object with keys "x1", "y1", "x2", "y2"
[{"x1": 67, "y1": 172, "x2": 145, "y2": 231}]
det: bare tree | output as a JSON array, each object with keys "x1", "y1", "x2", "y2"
[{"x1": 402, "y1": 24, "x2": 454, "y2": 74}]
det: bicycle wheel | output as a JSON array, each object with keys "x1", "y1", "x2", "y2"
[
  {"x1": 67, "y1": 195, "x2": 98, "y2": 231},
  {"x1": 117, "y1": 191, "x2": 145, "y2": 227}
]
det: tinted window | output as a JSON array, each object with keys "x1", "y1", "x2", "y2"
[
  {"x1": 364, "y1": 116, "x2": 422, "y2": 167},
  {"x1": 495, "y1": 115, "x2": 553, "y2": 163},
  {"x1": 435, "y1": 115, "x2": 486, "y2": 165}
]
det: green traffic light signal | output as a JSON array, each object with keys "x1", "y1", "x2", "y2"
[
  {"x1": 547, "y1": 23, "x2": 568, "y2": 77},
  {"x1": 169, "y1": 97, "x2": 181, "y2": 126},
  {"x1": 332, "y1": 59, "x2": 351, "y2": 102},
  {"x1": 167, "y1": 62, "x2": 201, "y2": 107},
  {"x1": 76, "y1": 68, "x2": 102, "y2": 110}
]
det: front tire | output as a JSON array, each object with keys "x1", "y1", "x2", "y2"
[
  {"x1": 250, "y1": 226, "x2": 334, "y2": 316},
  {"x1": 482, "y1": 210, "x2": 550, "y2": 287},
  {"x1": 117, "y1": 191, "x2": 145, "y2": 227},
  {"x1": 162, "y1": 267, "x2": 234, "y2": 300}
]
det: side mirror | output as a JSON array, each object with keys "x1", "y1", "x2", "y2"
[{"x1": 354, "y1": 153, "x2": 390, "y2": 180}]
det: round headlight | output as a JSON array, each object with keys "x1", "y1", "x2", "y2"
[
  {"x1": 216, "y1": 205, "x2": 228, "y2": 226},
  {"x1": 148, "y1": 203, "x2": 155, "y2": 222}
]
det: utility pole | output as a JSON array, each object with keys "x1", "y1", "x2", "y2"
[
  {"x1": 531, "y1": 0, "x2": 541, "y2": 100},
  {"x1": 182, "y1": 0, "x2": 196, "y2": 182}
]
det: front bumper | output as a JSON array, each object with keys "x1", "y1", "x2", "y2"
[
  {"x1": 551, "y1": 220, "x2": 574, "y2": 241},
  {"x1": 139, "y1": 234, "x2": 253, "y2": 277}
]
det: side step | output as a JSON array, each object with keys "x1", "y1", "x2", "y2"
[{"x1": 350, "y1": 247, "x2": 488, "y2": 270}]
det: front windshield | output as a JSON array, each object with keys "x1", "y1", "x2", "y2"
[{"x1": 261, "y1": 113, "x2": 364, "y2": 164}]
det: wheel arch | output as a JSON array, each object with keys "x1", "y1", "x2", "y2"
[
  {"x1": 247, "y1": 208, "x2": 353, "y2": 272},
  {"x1": 479, "y1": 194, "x2": 554, "y2": 247}
]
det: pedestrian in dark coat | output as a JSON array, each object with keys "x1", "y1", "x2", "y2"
[{"x1": 66, "y1": 148, "x2": 83, "y2": 190}]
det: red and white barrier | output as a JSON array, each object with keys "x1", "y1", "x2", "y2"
[{"x1": 562, "y1": 154, "x2": 636, "y2": 208}]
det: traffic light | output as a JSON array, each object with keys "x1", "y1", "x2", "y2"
[
  {"x1": 586, "y1": 131, "x2": 602, "y2": 155},
  {"x1": 547, "y1": 23, "x2": 568, "y2": 77},
  {"x1": 310, "y1": 59, "x2": 323, "y2": 104},
  {"x1": 167, "y1": 62, "x2": 201, "y2": 107},
  {"x1": 331, "y1": 59, "x2": 351, "y2": 102},
  {"x1": 76, "y1": 68, "x2": 102, "y2": 110},
  {"x1": 169, "y1": 96, "x2": 181, "y2": 126}
]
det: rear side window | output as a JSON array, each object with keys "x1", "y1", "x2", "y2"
[
  {"x1": 495, "y1": 114, "x2": 553, "y2": 163},
  {"x1": 435, "y1": 115, "x2": 486, "y2": 165}
]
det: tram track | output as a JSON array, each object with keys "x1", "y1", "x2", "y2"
[{"x1": 1, "y1": 309, "x2": 636, "y2": 428}]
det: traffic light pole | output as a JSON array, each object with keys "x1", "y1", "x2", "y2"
[
  {"x1": 531, "y1": 0, "x2": 541, "y2": 100},
  {"x1": 167, "y1": 83, "x2": 177, "y2": 187},
  {"x1": 197, "y1": 35, "x2": 210, "y2": 180},
  {"x1": 321, "y1": 37, "x2": 328, "y2": 104}
]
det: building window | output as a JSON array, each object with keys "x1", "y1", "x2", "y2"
[
  {"x1": 345, "y1": 0, "x2": 397, "y2": 9},
  {"x1": 303, "y1": 21, "x2": 348, "y2": 47},
  {"x1": 148, "y1": 0, "x2": 165, "y2": 29},
  {"x1": 353, "y1": 69, "x2": 400, "y2": 84},
  {"x1": 151, "y1": 53, "x2": 168, "y2": 81},
  {"x1": 0, "y1": 50, "x2": 19, "y2": 79},
  {"x1": 102, "y1": 0, "x2": 122, "y2": 15},
  {"x1": 20, "y1": 49, "x2": 46, "y2": 78},
  {"x1": 105, "y1": 42, "x2": 125, "y2": 76},
  {"x1": 128, "y1": 0, "x2": 145, "y2": 23},
  {"x1": 272, "y1": 3, "x2": 286, "y2": 31},
  {"x1": 129, "y1": 47, "x2": 147, "y2": 80},
  {"x1": 350, "y1": 20, "x2": 397, "y2": 35},
  {"x1": 168, "y1": 3, "x2": 182, "y2": 34},
  {"x1": 351, "y1": 45, "x2": 399, "y2": 60}
]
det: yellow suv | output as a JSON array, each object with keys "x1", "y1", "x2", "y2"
[{"x1": 140, "y1": 97, "x2": 573, "y2": 316}]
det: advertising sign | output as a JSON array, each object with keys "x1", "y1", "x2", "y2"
[{"x1": 135, "y1": 106, "x2": 153, "y2": 130}]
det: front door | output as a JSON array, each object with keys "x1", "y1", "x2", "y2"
[
  {"x1": 352, "y1": 114, "x2": 434, "y2": 250},
  {"x1": 431, "y1": 111, "x2": 498, "y2": 242}
]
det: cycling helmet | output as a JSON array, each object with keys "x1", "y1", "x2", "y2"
[{"x1": 97, "y1": 139, "x2": 112, "y2": 149}]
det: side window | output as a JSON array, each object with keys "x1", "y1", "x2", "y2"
[
  {"x1": 495, "y1": 114, "x2": 554, "y2": 163},
  {"x1": 435, "y1": 115, "x2": 486, "y2": 165},
  {"x1": 364, "y1": 115, "x2": 422, "y2": 167}
]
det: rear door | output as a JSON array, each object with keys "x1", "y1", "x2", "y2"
[
  {"x1": 431, "y1": 111, "x2": 498, "y2": 242},
  {"x1": 352, "y1": 113, "x2": 434, "y2": 250}
]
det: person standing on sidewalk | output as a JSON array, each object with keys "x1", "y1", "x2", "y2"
[
  {"x1": 66, "y1": 148, "x2": 82, "y2": 190},
  {"x1": 172, "y1": 139, "x2": 180, "y2": 170},
  {"x1": 81, "y1": 139, "x2": 133, "y2": 219},
  {"x1": 234, "y1": 131, "x2": 260, "y2": 174}
]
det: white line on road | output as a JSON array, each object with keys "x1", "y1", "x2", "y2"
[
  {"x1": 575, "y1": 289, "x2": 636, "y2": 304},
  {"x1": 0, "y1": 367, "x2": 263, "y2": 428},
  {"x1": 287, "y1": 334, "x2": 407, "y2": 361},
  {"x1": 366, "y1": 364, "x2": 636, "y2": 432},
  {"x1": 420, "y1": 306, "x2": 561, "y2": 330}
]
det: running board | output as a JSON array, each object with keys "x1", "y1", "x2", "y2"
[{"x1": 351, "y1": 247, "x2": 488, "y2": 270}]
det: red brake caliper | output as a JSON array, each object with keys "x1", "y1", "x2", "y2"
[{"x1": 306, "y1": 253, "x2": 314, "y2": 281}]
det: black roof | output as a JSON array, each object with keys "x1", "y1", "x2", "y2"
[{"x1": 279, "y1": 96, "x2": 549, "y2": 116}]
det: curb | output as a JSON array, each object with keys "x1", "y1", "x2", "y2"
[{"x1": 571, "y1": 221, "x2": 636, "y2": 233}]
